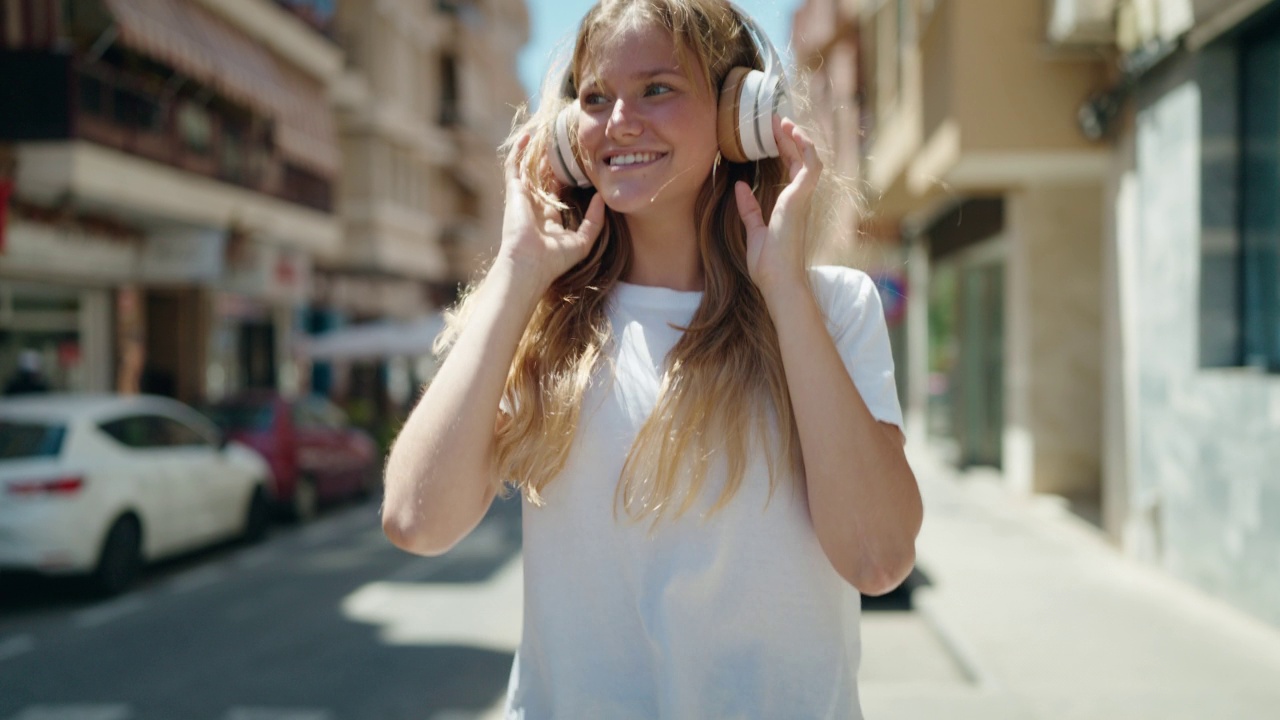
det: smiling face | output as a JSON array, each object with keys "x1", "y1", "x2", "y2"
[{"x1": 574, "y1": 21, "x2": 720, "y2": 220}]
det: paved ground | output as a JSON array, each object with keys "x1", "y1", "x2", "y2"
[
  {"x1": 860, "y1": 444, "x2": 1280, "y2": 720},
  {"x1": 6, "y1": 442, "x2": 1280, "y2": 719}
]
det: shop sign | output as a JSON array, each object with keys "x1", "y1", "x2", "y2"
[
  {"x1": 138, "y1": 229, "x2": 224, "y2": 282},
  {"x1": 872, "y1": 271, "x2": 908, "y2": 325},
  {"x1": 223, "y1": 241, "x2": 311, "y2": 305},
  {"x1": 0, "y1": 220, "x2": 137, "y2": 280}
]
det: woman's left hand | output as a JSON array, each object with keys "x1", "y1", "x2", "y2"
[{"x1": 734, "y1": 116, "x2": 823, "y2": 301}]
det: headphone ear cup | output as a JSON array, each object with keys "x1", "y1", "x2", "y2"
[
  {"x1": 717, "y1": 66, "x2": 754, "y2": 164},
  {"x1": 718, "y1": 66, "x2": 781, "y2": 163},
  {"x1": 550, "y1": 104, "x2": 593, "y2": 189}
]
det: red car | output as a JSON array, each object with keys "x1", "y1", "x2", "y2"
[{"x1": 205, "y1": 393, "x2": 380, "y2": 520}]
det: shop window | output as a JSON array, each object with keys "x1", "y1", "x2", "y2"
[{"x1": 1240, "y1": 11, "x2": 1280, "y2": 370}]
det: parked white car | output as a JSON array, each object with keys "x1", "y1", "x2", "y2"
[{"x1": 0, "y1": 394, "x2": 272, "y2": 594}]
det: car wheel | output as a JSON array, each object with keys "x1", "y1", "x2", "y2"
[
  {"x1": 292, "y1": 475, "x2": 319, "y2": 522},
  {"x1": 93, "y1": 516, "x2": 142, "y2": 597},
  {"x1": 242, "y1": 487, "x2": 270, "y2": 544}
]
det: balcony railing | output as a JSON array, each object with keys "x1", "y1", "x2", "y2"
[
  {"x1": 69, "y1": 59, "x2": 332, "y2": 213},
  {"x1": 0, "y1": 49, "x2": 332, "y2": 212}
]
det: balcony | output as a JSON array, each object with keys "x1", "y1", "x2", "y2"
[{"x1": 4, "y1": 53, "x2": 339, "y2": 256}]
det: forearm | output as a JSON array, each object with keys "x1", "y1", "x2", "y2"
[
  {"x1": 765, "y1": 280, "x2": 922, "y2": 594},
  {"x1": 382, "y1": 259, "x2": 543, "y2": 554}
]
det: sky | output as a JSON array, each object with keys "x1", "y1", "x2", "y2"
[{"x1": 517, "y1": 0, "x2": 800, "y2": 101}]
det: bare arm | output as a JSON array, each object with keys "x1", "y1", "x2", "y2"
[
  {"x1": 382, "y1": 138, "x2": 605, "y2": 556},
  {"x1": 765, "y1": 282, "x2": 921, "y2": 595},
  {"x1": 381, "y1": 260, "x2": 543, "y2": 556},
  {"x1": 736, "y1": 118, "x2": 921, "y2": 594}
]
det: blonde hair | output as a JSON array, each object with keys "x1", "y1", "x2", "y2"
[{"x1": 436, "y1": 0, "x2": 855, "y2": 522}]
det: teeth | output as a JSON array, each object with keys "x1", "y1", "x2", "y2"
[{"x1": 610, "y1": 152, "x2": 660, "y2": 166}]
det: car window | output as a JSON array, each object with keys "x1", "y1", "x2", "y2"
[
  {"x1": 100, "y1": 415, "x2": 164, "y2": 449},
  {"x1": 313, "y1": 399, "x2": 348, "y2": 430},
  {"x1": 153, "y1": 416, "x2": 211, "y2": 447},
  {"x1": 291, "y1": 401, "x2": 324, "y2": 430},
  {"x1": 0, "y1": 420, "x2": 67, "y2": 460}
]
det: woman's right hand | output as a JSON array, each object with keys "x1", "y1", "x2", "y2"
[{"x1": 497, "y1": 134, "x2": 606, "y2": 291}]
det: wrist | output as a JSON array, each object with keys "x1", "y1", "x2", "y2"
[
  {"x1": 487, "y1": 256, "x2": 549, "y2": 308},
  {"x1": 756, "y1": 268, "x2": 812, "y2": 314}
]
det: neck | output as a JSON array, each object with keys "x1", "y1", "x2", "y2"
[{"x1": 621, "y1": 211, "x2": 703, "y2": 292}]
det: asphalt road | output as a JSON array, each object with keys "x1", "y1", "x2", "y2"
[{"x1": 0, "y1": 494, "x2": 525, "y2": 720}]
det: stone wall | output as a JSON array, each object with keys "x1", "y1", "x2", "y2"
[{"x1": 1122, "y1": 50, "x2": 1280, "y2": 627}]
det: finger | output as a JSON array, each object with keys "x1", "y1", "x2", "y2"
[
  {"x1": 784, "y1": 125, "x2": 822, "y2": 194},
  {"x1": 793, "y1": 124, "x2": 821, "y2": 173},
  {"x1": 774, "y1": 118, "x2": 808, "y2": 184},
  {"x1": 734, "y1": 181, "x2": 766, "y2": 234},
  {"x1": 505, "y1": 134, "x2": 530, "y2": 183},
  {"x1": 577, "y1": 193, "x2": 607, "y2": 244}
]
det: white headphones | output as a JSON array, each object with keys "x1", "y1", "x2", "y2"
[{"x1": 549, "y1": 1, "x2": 793, "y2": 189}]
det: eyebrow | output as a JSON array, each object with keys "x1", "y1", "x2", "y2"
[{"x1": 581, "y1": 67, "x2": 684, "y2": 90}]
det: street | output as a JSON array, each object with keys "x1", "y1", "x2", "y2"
[
  {"x1": 0, "y1": 488, "x2": 974, "y2": 720},
  {"x1": 0, "y1": 495, "x2": 524, "y2": 720}
]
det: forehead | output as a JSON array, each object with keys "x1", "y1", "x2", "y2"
[{"x1": 579, "y1": 21, "x2": 690, "y2": 86}]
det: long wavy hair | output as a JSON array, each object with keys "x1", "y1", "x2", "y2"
[{"x1": 435, "y1": 0, "x2": 851, "y2": 522}]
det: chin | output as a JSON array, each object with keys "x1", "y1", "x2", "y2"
[{"x1": 601, "y1": 183, "x2": 697, "y2": 218}]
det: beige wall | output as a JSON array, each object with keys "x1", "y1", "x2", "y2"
[
  {"x1": 1006, "y1": 183, "x2": 1104, "y2": 499},
  {"x1": 950, "y1": 0, "x2": 1106, "y2": 155},
  {"x1": 331, "y1": 0, "x2": 525, "y2": 288}
]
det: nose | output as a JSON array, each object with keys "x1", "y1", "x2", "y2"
[{"x1": 605, "y1": 98, "x2": 642, "y2": 140}]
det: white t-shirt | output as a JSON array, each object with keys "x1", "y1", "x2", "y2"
[{"x1": 503, "y1": 266, "x2": 903, "y2": 720}]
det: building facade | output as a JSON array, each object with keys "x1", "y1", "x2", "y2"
[
  {"x1": 791, "y1": 0, "x2": 1280, "y2": 627},
  {"x1": 1101, "y1": 0, "x2": 1280, "y2": 627},
  {"x1": 314, "y1": 0, "x2": 527, "y2": 420},
  {"x1": 0, "y1": 0, "x2": 343, "y2": 405},
  {"x1": 1, "y1": 0, "x2": 528, "y2": 417}
]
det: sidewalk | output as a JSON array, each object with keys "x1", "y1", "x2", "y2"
[{"x1": 859, "y1": 444, "x2": 1280, "y2": 720}]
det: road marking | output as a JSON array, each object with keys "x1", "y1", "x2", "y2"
[
  {"x1": 168, "y1": 565, "x2": 227, "y2": 594},
  {"x1": 223, "y1": 709, "x2": 333, "y2": 720},
  {"x1": 0, "y1": 634, "x2": 35, "y2": 663},
  {"x1": 72, "y1": 596, "x2": 147, "y2": 629},
  {"x1": 7, "y1": 705, "x2": 132, "y2": 720}
]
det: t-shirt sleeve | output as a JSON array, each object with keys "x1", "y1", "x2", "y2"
[{"x1": 811, "y1": 266, "x2": 904, "y2": 430}]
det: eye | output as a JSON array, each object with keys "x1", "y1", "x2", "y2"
[
  {"x1": 644, "y1": 83, "x2": 673, "y2": 97},
  {"x1": 581, "y1": 90, "x2": 608, "y2": 107}
]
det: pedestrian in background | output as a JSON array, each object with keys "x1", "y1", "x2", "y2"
[
  {"x1": 382, "y1": 0, "x2": 921, "y2": 717},
  {"x1": 4, "y1": 349, "x2": 50, "y2": 396}
]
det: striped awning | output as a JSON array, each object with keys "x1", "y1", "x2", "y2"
[{"x1": 101, "y1": 0, "x2": 339, "y2": 176}]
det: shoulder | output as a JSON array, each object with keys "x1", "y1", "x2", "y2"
[{"x1": 807, "y1": 265, "x2": 880, "y2": 314}]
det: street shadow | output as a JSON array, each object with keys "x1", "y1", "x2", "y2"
[{"x1": 861, "y1": 565, "x2": 933, "y2": 612}]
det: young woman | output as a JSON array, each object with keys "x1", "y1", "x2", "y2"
[{"x1": 382, "y1": 0, "x2": 922, "y2": 716}]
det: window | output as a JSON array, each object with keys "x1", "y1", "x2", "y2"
[
  {"x1": 1240, "y1": 11, "x2": 1280, "y2": 370},
  {"x1": 100, "y1": 414, "x2": 211, "y2": 449},
  {"x1": 1199, "y1": 8, "x2": 1280, "y2": 370},
  {"x1": 0, "y1": 421, "x2": 66, "y2": 460},
  {"x1": 439, "y1": 53, "x2": 460, "y2": 127},
  {"x1": 100, "y1": 415, "x2": 163, "y2": 449},
  {"x1": 152, "y1": 416, "x2": 211, "y2": 447}
]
